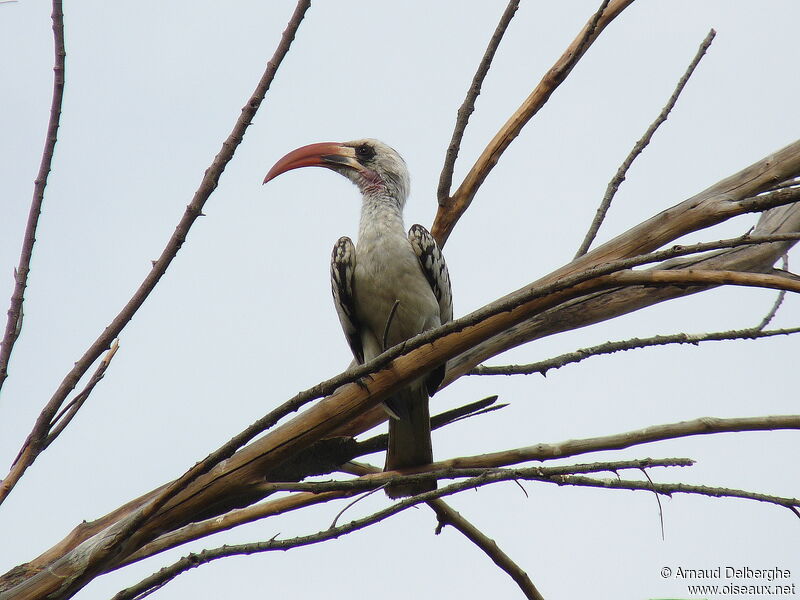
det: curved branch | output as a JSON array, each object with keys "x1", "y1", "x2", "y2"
[
  {"x1": 756, "y1": 253, "x2": 789, "y2": 329},
  {"x1": 0, "y1": 0, "x2": 66, "y2": 394}
]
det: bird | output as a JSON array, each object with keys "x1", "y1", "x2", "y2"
[{"x1": 263, "y1": 139, "x2": 452, "y2": 498}]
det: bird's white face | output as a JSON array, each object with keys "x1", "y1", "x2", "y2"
[
  {"x1": 264, "y1": 138, "x2": 410, "y2": 205},
  {"x1": 337, "y1": 138, "x2": 410, "y2": 202}
]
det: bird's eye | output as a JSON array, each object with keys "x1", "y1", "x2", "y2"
[{"x1": 355, "y1": 144, "x2": 374, "y2": 161}]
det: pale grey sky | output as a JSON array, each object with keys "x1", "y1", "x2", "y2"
[{"x1": 1, "y1": 2, "x2": 798, "y2": 598}]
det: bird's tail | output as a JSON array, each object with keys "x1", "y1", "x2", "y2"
[{"x1": 384, "y1": 385, "x2": 435, "y2": 499}]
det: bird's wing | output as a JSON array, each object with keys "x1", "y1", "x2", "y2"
[
  {"x1": 408, "y1": 224, "x2": 452, "y2": 324},
  {"x1": 408, "y1": 224, "x2": 452, "y2": 396},
  {"x1": 330, "y1": 236, "x2": 364, "y2": 364}
]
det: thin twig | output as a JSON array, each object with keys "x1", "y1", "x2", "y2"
[
  {"x1": 432, "y1": 0, "x2": 630, "y2": 246},
  {"x1": 468, "y1": 326, "x2": 800, "y2": 377},
  {"x1": 574, "y1": 29, "x2": 716, "y2": 258},
  {"x1": 0, "y1": 0, "x2": 312, "y2": 508},
  {"x1": 382, "y1": 299, "x2": 400, "y2": 351},
  {"x1": 757, "y1": 254, "x2": 789, "y2": 329},
  {"x1": 0, "y1": 0, "x2": 66, "y2": 395},
  {"x1": 437, "y1": 0, "x2": 520, "y2": 205},
  {"x1": 551, "y1": 474, "x2": 800, "y2": 510},
  {"x1": 328, "y1": 485, "x2": 387, "y2": 530},
  {"x1": 638, "y1": 467, "x2": 665, "y2": 540}
]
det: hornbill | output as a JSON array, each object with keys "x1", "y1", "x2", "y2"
[{"x1": 264, "y1": 139, "x2": 452, "y2": 498}]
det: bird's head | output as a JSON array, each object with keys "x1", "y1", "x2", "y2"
[{"x1": 263, "y1": 138, "x2": 410, "y2": 203}]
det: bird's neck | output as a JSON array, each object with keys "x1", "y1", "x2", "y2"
[{"x1": 358, "y1": 192, "x2": 406, "y2": 242}]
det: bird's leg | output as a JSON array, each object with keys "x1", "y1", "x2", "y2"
[{"x1": 382, "y1": 299, "x2": 401, "y2": 352}]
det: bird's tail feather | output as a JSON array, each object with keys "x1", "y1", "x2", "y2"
[{"x1": 384, "y1": 385, "x2": 435, "y2": 499}]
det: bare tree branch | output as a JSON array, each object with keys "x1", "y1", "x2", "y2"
[
  {"x1": 117, "y1": 490, "x2": 355, "y2": 570},
  {"x1": 468, "y1": 326, "x2": 800, "y2": 377},
  {"x1": 255, "y1": 458, "x2": 695, "y2": 494},
  {"x1": 3, "y1": 4, "x2": 797, "y2": 598},
  {"x1": 432, "y1": 0, "x2": 632, "y2": 246},
  {"x1": 0, "y1": 0, "x2": 65, "y2": 395},
  {"x1": 445, "y1": 182, "x2": 800, "y2": 384},
  {"x1": 10, "y1": 236, "x2": 800, "y2": 581},
  {"x1": 5, "y1": 143, "x2": 800, "y2": 597},
  {"x1": 0, "y1": 0, "x2": 312, "y2": 509},
  {"x1": 428, "y1": 500, "x2": 544, "y2": 600},
  {"x1": 345, "y1": 461, "x2": 544, "y2": 600},
  {"x1": 0, "y1": 2, "x2": 314, "y2": 598},
  {"x1": 112, "y1": 458, "x2": 686, "y2": 600},
  {"x1": 10, "y1": 260, "x2": 800, "y2": 592},
  {"x1": 437, "y1": 0, "x2": 520, "y2": 205},
  {"x1": 551, "y1": 474, "x2": 800, "y2": 512},
  {"x1": 438, "y1": 415, "x2": 800, "y2": 469},
  {"x1": 41, "y1": 339, "x2": 120, "y2": 451},
  {"x1": 574, "y1": 28, "x2": 717, "y2": 257},
  {"x1": 112, "y1": 454, "x2": 797, "y2": 600}
]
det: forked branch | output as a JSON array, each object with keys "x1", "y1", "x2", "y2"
[{"x1": 433, "y1": 0, "x2": 634, "y2": 245}]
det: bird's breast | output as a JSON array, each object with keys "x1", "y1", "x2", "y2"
[{"x1": 353, "y1": 236, "x2": 440, "y2": 355}]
